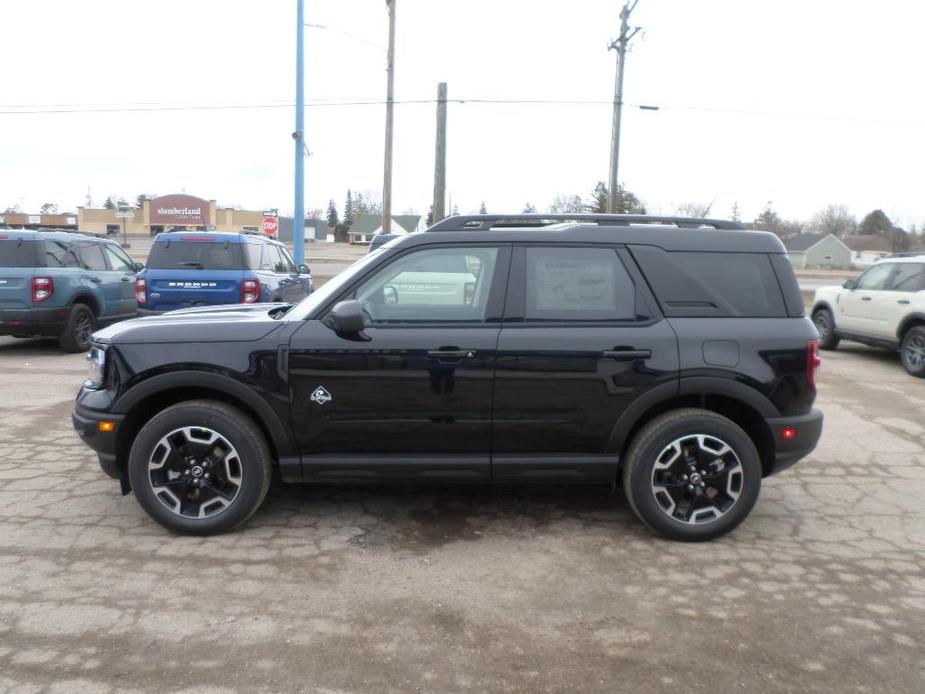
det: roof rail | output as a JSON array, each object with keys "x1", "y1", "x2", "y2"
[{"x1": 426, "y1": 213, "x2": 743, "y2": 232}]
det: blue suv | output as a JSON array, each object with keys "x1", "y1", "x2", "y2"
[
  {"x1": 0, "y1": 229, "x2": 142, "y2": 352},
  {"x1": 136, "y1": 231, "x2": 313, "y2": 314}
]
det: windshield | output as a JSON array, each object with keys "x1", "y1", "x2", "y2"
[
  {"x1": 147, "y1": 239, "x2": 244, "y2": 270},
  {"x1": 287, "y1": 249, "x2": 387, "y2": 320}
]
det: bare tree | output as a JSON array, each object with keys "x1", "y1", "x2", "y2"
[
  {"x1": 675, "y1": 201, "x2": 714, "y2": 218},
  {"x1": 809, "y1": 204, "x2": 857, "y2": 238},
  {"x1": 39, "y1": 202, "x2": 58, "y2": 215},
  {"x1": 548, "y1": 194, "x2": 585, "y2": 214}
]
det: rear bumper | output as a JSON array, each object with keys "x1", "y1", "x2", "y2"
[
  {"x1": 765, "y1": 408, "x2": 824, "y2": 475},
  {"x1": 72, "y1": 401, "x2": 124, "y2": 480},
  {"x1": 0, "y1": 307, "x2": 66, "y2": 336},
  {"x1": 136, "y1": 307, "x2": 165, "y2": 317}
]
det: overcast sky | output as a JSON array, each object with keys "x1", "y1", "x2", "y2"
[{"x1": 2, "y1": 0, "x2": 923, "y2": 229}]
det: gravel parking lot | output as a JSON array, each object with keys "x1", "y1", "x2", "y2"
[{"x1": 0, "y1": 336, "x2": 923, "y2": 693}]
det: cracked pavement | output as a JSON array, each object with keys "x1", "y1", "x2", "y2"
[{"x1": 0, "y1": 336, "x2": 923, "y2": 693}]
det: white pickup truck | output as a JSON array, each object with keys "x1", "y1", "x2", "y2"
[{"x1": 811, "y1": 257, "x2": 925, "y2": 377}]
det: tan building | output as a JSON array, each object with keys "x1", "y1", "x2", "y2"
[
  {"x1": 77, "y1": 194, "x2": 265, "y2": 236},
  {"x1": 0, "y1": 211, "x2": 78, "y2": 229}
]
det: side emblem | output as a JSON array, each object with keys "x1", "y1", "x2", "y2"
[{"x1": 310, "y1": 386, "x2": 332, "y2": 405}]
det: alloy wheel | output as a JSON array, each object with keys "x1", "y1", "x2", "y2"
[
  {"x1": 147, "y1": 426, "x2": 243, "y2": 518},
  {"x1": 905, "y1": 333, "x2": 925, "y2": 370},
  {"x1": 813, "y1": 312, "x2": 829, "y2": 341},
  {"x1": 651, "y1": 434, "x2": 744, "y2": 525}
]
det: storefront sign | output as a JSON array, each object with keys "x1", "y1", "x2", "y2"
[{"x1": 149, "y1": 194, "x2": 210, "y2": 226}]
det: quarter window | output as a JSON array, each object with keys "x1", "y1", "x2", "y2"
[
  {"x1": 886, "y1": 263, "x2": 925, "y2": 292},
  {"x1": 354, "y1": 247, "x2": 499, "y2": 323},
  {"x1": 524, "y1": 247, "x2": 636, "y2": 321},
  {"x1": 43, "y1": 241, "x2": 80, "y2": 268}
]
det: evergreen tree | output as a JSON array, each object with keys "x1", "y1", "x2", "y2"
[
  {"x1": 730, "y1": 201, "x2": 741, "y2": 223},
  {"x1": 451, "y1": 204, "x2": 459, "y2": 216},
  {"x1": 426, "y1": 204, "x2": 434, "y2": 226},
  {"x1": 479, "y1": 201, "x2": 487, "y2": 214},
  {"x1": 344, "y1": 189, "x2": 354, "y2": 225},
  {"x1": 589, "y1": 182, "x2": 608, "y2": 213},
  {"x1": 103, "y1": 196, "x2": 116, "y2": 210},
  {"x1": 757, "y1": 201, "x2": 783, "y2": 231},
  {"x1": 326, "y1": 199, "x2": 339, "y2": 227},
  {"x1": 858, "y1": 209, "x2": 893, "y2": 236}
]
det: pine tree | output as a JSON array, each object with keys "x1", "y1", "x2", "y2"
[
  {"x1": 103, "y1": 196, "x2": 116, "y2": 210},
  {"x1": 451, "y1": 204, "x2": 459, "y2": 216},
  {"x1": 589, "y1": 182, "x2": 608, "y2": 213},
  {"x1": 730, "y1": 201, "x2": 741, "y2": 223},
  {"x1": 523, "y1": 203, "x2": 536, "y2": 213},
  {"x1": 326, "y1": 199, "x2": 339, "y2": 227},
  {"x1": 344, "y1": 189, "x2": 354, "y2": 225},
  {"x1": 426, "y1": 204, "x2": 434, "y2": 226},
  {"x1": 479, "y1": 201, "x2": 487, "y2": 214}
]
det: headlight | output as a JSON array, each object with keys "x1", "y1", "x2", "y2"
[{"x1": 85, "y1": 346, "x2": 107, "y2": 389}]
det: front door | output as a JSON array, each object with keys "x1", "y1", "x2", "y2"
[
  {"x1": 102, "y1": 243, "x2": 138, "y2": 317},
  {"x1": 838, "y1": 262, "x2": 894, "y2": 335},
  {"x1": 288, "y1": 244, "x2": 510, "y2": 480},
  {"x1": 491, "y1": 245, "x2": 680, "y2": 481}
]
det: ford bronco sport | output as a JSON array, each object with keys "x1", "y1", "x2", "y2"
[{"x1": 73, "y1": 214, "x2": 823, "y2": 541}]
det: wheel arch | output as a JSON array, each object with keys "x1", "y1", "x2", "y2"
[
  {"x1": 68, "y1": 291, "x2": 101, "y2": 316},
  {"x1": 897, "y1": 312, "x2": 925, "y2": 341},
  {"x1": 811, "y1": 300, "x2": 836, "y2": 323},
  {"x1": 609, "y1": 378, "x2": 778, "y2": 476},
  {"x1": 111, "y1": 370, "x2": 294, "y2": 474}
]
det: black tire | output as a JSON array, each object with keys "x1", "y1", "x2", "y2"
[
  {"x1": 900, "y1": 326, "x2": 925, "y2": 378},
  {"x1": 59, "y1": 303, "x2": 95, "y2": 353},
  {"x1": 622, "y1": 408, "x2": 762, "y2": 542},
  {"x1": 128, "y1": 400, "x2": 272, "y2": 535},
  {"x1": 812, "y1": 307, "x2": 839, "y2": 350}
]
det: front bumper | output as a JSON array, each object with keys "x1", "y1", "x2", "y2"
[
  {"x1": 72, "y1": 401, "x2": 124, "y2": 481},
  {"x1": 0, "y1": 307, "x2": 67, "y2": 336},
  {"x1": 765, "y1": 408, "x2": 824, "y2": 475}
]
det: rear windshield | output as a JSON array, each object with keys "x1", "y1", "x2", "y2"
[
  {"x1": 630, "y1": 246, "x2": 788, "y2": 318},
  {"x1": 147, "y1": 239, "x2": 244, "y2": 270},
  {"x1": 0, "y1": 239, "x2": 39, "y2": 267}
]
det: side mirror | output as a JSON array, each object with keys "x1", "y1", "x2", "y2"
[
  {"x1": 133, "y1": 262, "x2": 145, "y2": 272},
  {"x1": 329, "y1": 300, "x2": 366, "y2": 333},
  {"x1": 298, "y1": 263, "x2": 310, "y2": 275},
  {"x1": 842, "y1": 279, "x2": 857, "y2": 290}
]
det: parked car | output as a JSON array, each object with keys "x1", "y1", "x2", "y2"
[
  {"x1": 812, "y1": 256, "x2": 925, "y2": 377},
  {"x1": 0, "y1": 229, "x2": 141, "y2": 352},
  {"x1": 73, "y1": 213, "x2": 823, "y2": 540},
  {"x1": 136, "y1": 231, "x2": 312, "y2": 314}
]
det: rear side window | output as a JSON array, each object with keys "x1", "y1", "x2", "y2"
[
  {"x1": 525, "y1": 247, "x2": 636, "y2": 321},
  {"x1": 78, "y1": 243, "x2": 108, "y2": 271},
  {"x1": 630, "y1": 246, "x2": 787, "y2": 318},
  {"x1": 147, "y1": 239, "x2": 244, "y2": 270},
  {"x1": 887, "y1": 263, "x2": 925, "y2": 292},
  {"x1": 0, "y1": 239, "x2": 39, "y2": 267},
  {"x1": 42, "y1": 240, "x2": 81, "y2": 268}
]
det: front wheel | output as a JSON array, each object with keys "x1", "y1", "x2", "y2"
[
  {"x1": 128, "y1": 400, "x2": 272, "y2": 535},
  {"x1": 622, "y1": 409, "x2": 762, "y2": 541},
  {"x1": 813, "y1": 308, "x2": 839, "y2": 350},
  {"x1": 900, "y1": 326, "x2": 925, "y2": 378}
]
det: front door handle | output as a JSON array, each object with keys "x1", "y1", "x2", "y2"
[
  {"x1": 427, "y1": 349, "x2": 476, "y2": 361},
  {"x1": 120, "y1": 276, "x2": 131, "y2": 282},
  {"x1": 899, "y1": 299, "x2": 911, "y2": 305},
  {"x1": 90, "y1": 276, "x2": 102, "y2": 283},
  {"x1": 861, "y1": 296, "x2": 872, "y2": 301},
  {"x1": 602, "y1": 348, "x2": 652, "y2": 361}
]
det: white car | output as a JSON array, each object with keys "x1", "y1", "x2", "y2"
[{"x1": 811, "y1": 257, "x2": 925, "y2": 377}]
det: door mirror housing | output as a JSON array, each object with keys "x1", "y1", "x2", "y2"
[
  {"x1": 133, "y1": 262, "x2": 145, "y2": 272},
  {"x1": 329, "y1": 300, "x2": 367, "y2": 333},
  {"x1": 842, "y1": 279, "x2": 857, "y2": 290},
  {"x1": 298, "y1": 263, "x2": 310, "y2": 275}
]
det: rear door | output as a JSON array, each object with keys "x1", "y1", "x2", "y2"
[
  {"x1": 491, "y1": 245, "x2": 679, "y2": 481},
  {"x1": 288, "y1": 244, "x2": 509, "y2": 480},
  {"x1": 101, "y1": 243, "x2": 138, "y2": 317},
  {"x1": 145, "y1": 237, "x2": 245, "y2": 311}
]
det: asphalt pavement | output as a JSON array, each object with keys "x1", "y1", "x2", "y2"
[{"x1": 0, "y1": 336, "x2": 922, "y2": 693}]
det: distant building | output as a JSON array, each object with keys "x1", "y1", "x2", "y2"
[
  {"x1": 782, "y1": 233, "x2": 851, "y2": 269},
  {"x1": 348, "y1": 214, "x2": 421, "y2": 244},
  {"x1": 0, "y1": 211, "x2": 78, "y2": 230},
  {"x1": 276, "y1": 217, "x2": 329, "y2": 244},
  {"x1": 843, "y1": 234, "x2": 894, "y2": 267}
]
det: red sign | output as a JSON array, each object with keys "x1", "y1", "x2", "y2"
[{"x1": 262, "y1": 215, "x2": 279, "y2": 238}]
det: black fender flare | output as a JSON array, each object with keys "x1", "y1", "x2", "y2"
[
  {"x1": 606, "y1": 376, "x2": 779, "y2": 454},
  {"x1": 810, "y1": 299, "x2": 836, "y2": 322},
  {"x1": 897, "y1": 312, "x2": 925, "y2": 341},
  {"x1": 112, "y1": 370, "x2": 295, "y2": 457},
  {"x1": 68, "y1": 291, "x2": 102, "y2": 316}
]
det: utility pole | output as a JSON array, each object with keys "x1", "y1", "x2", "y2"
[
  {"x1": 607, "y1": 0, "x2": 641, "y2": 214},
  {"x1": 293, "y1": 0, "x2": 306, "y2": 264},
  {"x1": 381, "y1": 0, "x2": 396, "y2": 234},
  {"x1": 432, "y1": 82, "x2": 448, "y2": 224}
]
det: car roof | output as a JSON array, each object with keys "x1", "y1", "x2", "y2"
[
  {"x1": 0, "y1": 228, "x2": 110, "y2": 242},
  {"x1": 384, "y1": 223, "x2": 786, "y2": 254},
  {"x1": 154, "y1": 231, "x2": 251, "y2": 244},
  {"x1": 875, "y1": 255, "x2": 925, "y2": 263}
]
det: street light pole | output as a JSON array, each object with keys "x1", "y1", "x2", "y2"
[
  {"x1": 293, "y1": 0, "x2": 306, "y2": 264},
  {"x1": 381, "y1": 0, "x2": 396, "y2": 235}
]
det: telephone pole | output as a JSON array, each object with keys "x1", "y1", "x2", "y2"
[
  {"x1": 432, "y1": 82, "x2": 448, "y2": 224},
  {"x1": 293, "y1": 0, "x2": 306, "y2": 264},
  {"x1": 607, "y1": 0, "x2": 641, "y2": 214},
  {"x1": 381, "y1": 0, "x2": 396, "y2": 234}
]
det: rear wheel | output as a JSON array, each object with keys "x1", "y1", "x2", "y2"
[
  {"x1": 622, "y1": 409, "x2": 762, "y2": 541},
  {"x1": 900, "y1": 326, "x2": 925, "y2": 378},
  {"x1": 59, "y1": 304, "x2": 95, "y2": 353},
  {"x1": 128, "y1": 400, "x2": 272, "y2": 535},
  {"x1": 812, "y1": 307, "x2": 839, "y2": 350}
]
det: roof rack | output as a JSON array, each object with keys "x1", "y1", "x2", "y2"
[{"x1": 426, "y1": 213, "x2": 743, "y2": 232}]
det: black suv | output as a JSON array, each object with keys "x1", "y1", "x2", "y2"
[{"x1": 73, "y1": 214, "x2": 823, "y2": 540}]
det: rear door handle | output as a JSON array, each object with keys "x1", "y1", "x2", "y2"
[
  {"x1": 861, "y1": 296, "x2": 872, "y2": 301},
  {"x1": 427, "y1": 349, "x2": 476, "y2": 361},
  {"x1": 602, "y1": 348, "x2": 652, "y2": 361}
]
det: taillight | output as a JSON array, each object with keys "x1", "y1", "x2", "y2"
[
  {"x1": 806, "y1": 339, "x2": 822, "y2": 388},
  {"x1": 32, "y1": 276, "x2": 53, "y2": 303},
  {"x1": 135, "y1": 277, "x2": 147, "y2": 304},
  {"x1": 241, "y1": 279, "x2": 259, "y2": 304}
]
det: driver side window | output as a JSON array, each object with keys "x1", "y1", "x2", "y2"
[
  {"x1": 856, "y1": 263, "x2": 893, "y2": 290},
  {"x1": 354, "y1": 247, "x2": 498, "y2": 324}
]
